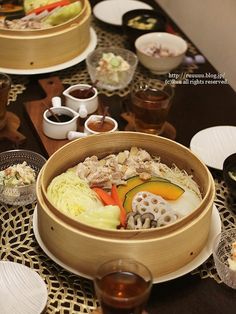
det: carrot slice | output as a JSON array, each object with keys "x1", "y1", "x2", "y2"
[
  {"x1": 92, "y1": 187, "x2": 116, "y2": 206},
  {"x1": 111, "y1": 185, "x2": 127, "y2": 227}
]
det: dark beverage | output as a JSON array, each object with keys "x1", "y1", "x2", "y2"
[
  {"x1": 48, "y1": 114, "x2": 72, "y2": 123},
  {"x1": 69, "y1": 88, "x2": 95, "y2": 99},
  {"x1": 131, "y1": 87, "x2": 172, "y2": 134},
  {"x1": 96, "y1": 271, "x2": 151, "y2": 314}
]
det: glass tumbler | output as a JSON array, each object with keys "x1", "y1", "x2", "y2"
[{"x1": 94, "y1": 258, "x2": 153, "y2": 314}]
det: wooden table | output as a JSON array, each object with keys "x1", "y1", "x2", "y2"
[{"x1": 0, "y1": 1, "x2": 236, "y2": 313}]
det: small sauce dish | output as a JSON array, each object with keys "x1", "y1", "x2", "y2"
[
  {"x1": 43, "y1": 104, "x2": 79, "y2": 140},
  {"x1": 67, "y1": 115, "x2": 118, "y2": 140},
  {"x1": 84, "y1": 115, "x2": 118, "y2": 135},
  {"x1": 63, "y1": 83, "x2": 98, "y2": 118}
]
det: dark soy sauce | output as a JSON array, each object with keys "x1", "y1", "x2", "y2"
[{"x1": 48, "y1": 114, "x2": 72, "y2": 123}]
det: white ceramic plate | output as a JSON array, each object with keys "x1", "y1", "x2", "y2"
[
  {"x1": 190, "y1": 126, "x2": 236, "y2": 170},
  {"x1": 0, "y1": 28, "x2": 97, "y2": 75},
  {"x1": 0, "y1": 262, "x2": 47, "y2": 314},
  {"x1": 33, "y1": 205, "x2": 221, "y2": 284},
  {"x1": 93, "y1": 0, "x2": 153, "y2": 26}
]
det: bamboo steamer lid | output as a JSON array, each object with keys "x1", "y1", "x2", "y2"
[{"x1": 37, "y1": 132, "x2": 215, "y2": 279}]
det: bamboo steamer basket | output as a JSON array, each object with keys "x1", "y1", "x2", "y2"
[
  {"x1": 37, "y1": 132, "x2": 215, "y2": 280},
  {"x1": 0, "y1": 0, "x2": 91, "y2": 69}
]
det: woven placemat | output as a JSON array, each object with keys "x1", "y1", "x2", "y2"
[
  {"x1": 8, "y1": 75, "x2": 28, "y2": 104},
  {"x1": 0, "y1": 174, "x2": 235, "y2": 313}
]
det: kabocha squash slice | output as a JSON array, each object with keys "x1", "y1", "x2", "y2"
[
  {"x1": 117, "y1": 175, "x2": 170, "y2": 204},
  {"x1": 123, "y1": 181, "x2": 185, "y2": 212}
]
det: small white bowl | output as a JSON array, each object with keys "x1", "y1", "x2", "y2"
[
  {"x1": 135, "y1": 32, "x2": 188, "y2": 74},
  {"x1": 84, "y1": 115, "x2": 118, "y2": 134}
]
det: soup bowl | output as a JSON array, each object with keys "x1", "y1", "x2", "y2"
[
  {"x1": 135, "y1": 32, "x2": 188, "y2": 74},
  {"x1": 122, "y1": 9, "x2": 167, "y2": 46},
  {"x1": 36, "y1": 132, "x2": 215, "y2": 281}
]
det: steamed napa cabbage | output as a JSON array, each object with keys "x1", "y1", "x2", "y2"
[
  {"x1": 43, "y1": 1, "x2": 82, "y2": 26},
  {"x1": 47, "y1": 172, "x2": 103, "y2": 218},
  {"x1": 24, "y1": 0, "x2": 59, "y2": 13},
  {"x1": 77, "y1": 205, "x2": 120, "y2": 229}
]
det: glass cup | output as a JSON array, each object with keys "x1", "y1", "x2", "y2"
[
  {"x1": 0, "y1": 73, "x2": 11, "y2": 130},
  {"x1": 94, "y1": 258, "x2": 153, "y2": 314},
  {"x1": 131, "y1": 82, "x2": 174, "y2": 135},
  {"x1": 213, "y1": 228, "x2": 236, "y2": 289}
]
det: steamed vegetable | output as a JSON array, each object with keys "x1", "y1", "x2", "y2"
[
  {"x1": 43, "y1": 1, "x2": 82, "y2": 26},
  {"x1": 46, "y1": 146, "x2": 203, "y2": 231},
  {"x1": 93, "y1": 186, "x2": 127, "y2": 227},
  {"x1": 123, "y1": 181, "x2": 185, "y2": 212},
  {"x1": 92, "y1": 187, "x2": 116, "y2": 206},
  {"x1": 24, "y1": 0, "x2": 60, "y2": 13},
  {"x1": 111, "y1": 184, "x2": 126, "y2": 227},
  {"x1": 117, "y1": 175, "x2": 170, "y2": 204},
  {"x1": 77, "y1": 205, "x2": 120, "y2": 230},
  {"x1": 47, "y1": 172, "x2": 121, "y2": 229},
  {"x1": 47, "y1": 172, "x2": 103, "y2": 218}
]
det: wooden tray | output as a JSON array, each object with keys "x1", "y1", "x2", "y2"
[
  {"x1": 25, "y1": 77, "x2": 176, "y2": 156},
  {"x1": 25, "y1": 77, "x2": 69, "y2": 157},
  {"x1": 24, "y1": 77, "x2": 103, "y2": 156}
]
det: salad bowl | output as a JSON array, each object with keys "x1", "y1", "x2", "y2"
[
  {"x1": 86, "y1": 47, "x2": 138, "y2": 91},
  {"x1": 0, "y1": 149, "x2": 46, "y2": 206}
]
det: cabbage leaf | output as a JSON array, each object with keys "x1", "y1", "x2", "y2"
[
  {"x1": 47, "y1": 171, "x2": 103, "y2": 218},
  {"x1": 24, "y1": 0, "x2": 59, "y2": 13},
  {"x1": 43, "y1": 1, "x2": 82, "y2": 26},
  {"x1": 77, "y1": 205, "x2": 120, "y2": 230}
]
